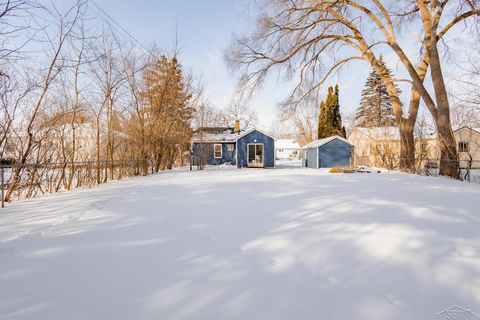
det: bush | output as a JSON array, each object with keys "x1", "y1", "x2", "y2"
[{"x1": 329, "y1": 167, "x2": 355, "y2": 174}]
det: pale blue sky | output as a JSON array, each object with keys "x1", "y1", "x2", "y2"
[
  {"x1": 92, "y1": 0, "x2": 372, "y2": 129},
  {"x1": 92, "y1": 1, "x2": 466, "y2": 130}
]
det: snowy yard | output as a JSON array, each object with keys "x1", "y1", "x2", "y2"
[{"x1": 1, "y1": 166, "x2": 480, "y2": 320}]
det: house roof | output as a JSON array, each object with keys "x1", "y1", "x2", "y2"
[
  {"x1": 453, "y1": 126, "x2": 480, "y2": 135},
  {"x1": 353, "y1": 126, "x2": 437, "y2": 140},
  {"x1": 191, "y1": 127, "x2": 275, "y2": 143},
  {"x1": 355, "y1": 126, "x2": 401, "y2": 140},
  {"x1": 275, "y1": 139, "x2": 300, "y2": 149},
  {"x1": 302, "y1": 135, "x2": 353, "y2": 149}
]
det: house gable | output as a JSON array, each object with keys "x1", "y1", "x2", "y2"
[{"x1": 236, "y1": 130, "x2": 275, "y2": 168}]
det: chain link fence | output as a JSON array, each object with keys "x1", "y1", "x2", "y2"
[
  {"x1": 354, "y1": 155, "x2": 480, "y2": 183},
  {"x1": 0, "y1": 157, "x2": 190, "y2": 207},
  {"x1": 2, "y1": 155, "x2": 478, "y2": 207}
]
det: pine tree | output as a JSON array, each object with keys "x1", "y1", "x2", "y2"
[
  {"x1": 317, "y1": 85, "x2": 346, "y2": 139},
  {"x1": 355, "y1": 56, "x2": 398, "y2": 128},
  {"x1": 317, "y1": 100, "x2": 326, "y2": 139},
  {"x1": 138, "y1": 55, "x2": 193, "y2": 169}
]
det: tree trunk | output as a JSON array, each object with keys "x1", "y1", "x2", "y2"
[
  {"x1": 399, "y1": 120, "x2": 415, "y2": 172},
  {"x1": 428, "y1": 43, "x2": 460, "y2": 179},
  {"x1": 437, "y1": 118, "x2": 460, "y2": 178}
]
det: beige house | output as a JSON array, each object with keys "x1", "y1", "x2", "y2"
[
  {"x1": 454, "y1": 127, "x2": 480, "y2": 169},
  {"x1": 348, "y1": 127, "x2": 439, "y2": 169}
]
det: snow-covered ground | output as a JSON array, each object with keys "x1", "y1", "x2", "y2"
[{"x1": 1, "y1": 167, "x2": 480, "y2": 320}]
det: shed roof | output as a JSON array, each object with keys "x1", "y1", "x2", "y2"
[{"x1": 302, "y1": 135, "x2": 353, "y2": 149}]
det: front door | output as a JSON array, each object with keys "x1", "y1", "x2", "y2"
[{"x1": 247, "y1": 143, "x2": 264, "y2": 168}]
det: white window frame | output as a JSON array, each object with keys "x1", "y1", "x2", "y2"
[
  {"x1": 227, "y1": 144, "x2": 234, "y2": 152},
  {"x1": 247, "y1": 143, "x2": 264, "y2": 166},
  {"x1": 213, "y1": 144, "x2": 223, "y2": 158}
]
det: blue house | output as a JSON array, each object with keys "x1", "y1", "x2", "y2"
[
  {"x1": 191, "y1": 127, "x2": 275, "y2": 168},
  {"x1": 302, "y1": 136, "x2": 354, "y2": 168}
]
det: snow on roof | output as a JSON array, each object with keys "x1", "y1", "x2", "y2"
[
  {"x1": 356, "y1": 127, "x2": 401, "y2": 140},
  {"x1": 355, "y1": 126, "x2": 437, "y2": 140},
  {"x1": 191, "y1": 127, "x2": 275, "y2": 143},
  {"x1": 275, "y1": 139, "x2": 300, "y2": 149},
  {"x1": 302, "y1": 135, "x2": 353, "y2": 149},
  {"x1": 453, "y1": 126, "x2": 480, "y2": 134},
  {"x1": 192, "y1": 128, "x2": 240, "y2": 143}
]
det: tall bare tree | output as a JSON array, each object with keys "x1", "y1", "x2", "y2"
[
  {"x1": 228, "y1": 0, "x2": 480, "y2": 178},
  {"x1": 5, "y1": 0, "x2": 87, "y2": 202},
  {"x1": 219, "y1": 99, "x2": 258, "y2": 129}
]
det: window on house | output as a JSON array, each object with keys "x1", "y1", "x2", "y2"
[
  {"x1": 458, "y1": 142, "x2": 469, "y2": 153},
  {"x1": 227, "y1": 144, "x2": 234, "y2": 152},
  {"x1": 213, "y1": 144, "x2": 222, "y2": 158}
]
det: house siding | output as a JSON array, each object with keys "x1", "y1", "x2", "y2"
[
  {"x1": 455, "y1": 127, "x2": 480, "y2": 169},
  {"x1": 319, "y1": 139, "x2": 353, "y2": 168},
  {"x1": 192, "y1": 142, "x2": 236, "y2": 166},
  {"x1": 236, "y1": 130, "x2": 275, "y2": 168}
]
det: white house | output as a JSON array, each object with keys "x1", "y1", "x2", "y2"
[{"x1": 275, "y1": 139, "x2": 301, "y2": 160}]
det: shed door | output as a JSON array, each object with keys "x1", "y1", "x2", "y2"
[
  {"x1": 248, "y1": 143, "x2": 264, "y2": 168},
  {"x1": 319, "y1": 145, "x2": 352, "y2": 168}
]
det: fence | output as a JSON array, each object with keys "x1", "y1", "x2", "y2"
[
  {"x1": 0, "y1": 157, "x2": 191, "y2": 207},
  {"x1": 354, "y1": 155, "x2": 480, "y2": 183},
  {"x1": 2, "y1": 155, "x2": 479, "y2": 207}
]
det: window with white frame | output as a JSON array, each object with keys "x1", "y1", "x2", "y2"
[
  {"x1": 458, "y1": 142, "x2": 469, "y2": 153},
  {"x1": 213, "y1": 144, "x2": 222, "y2": 158},
  {"x1": 227, "y1": 144, "x2": 234, "y2": 152}
]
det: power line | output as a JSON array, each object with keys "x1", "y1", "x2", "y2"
[{"x1": 89, "y1": 0, "x2": 159, "y2": 59}]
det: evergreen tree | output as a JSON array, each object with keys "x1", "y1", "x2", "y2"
[
  {"x1": 317, "y1": 85, "x2": 346, "y2": 139},
  {"x1": 355, "y1": 56, "x2": 398, "y2": 127},
  {"x1": 139, "y1": 55, "x2": 193, "y2": 167}
]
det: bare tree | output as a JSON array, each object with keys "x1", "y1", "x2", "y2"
[
  {"x1": 5, "y1": 0, "x2": 87, "y2": 202},
  {"x1": 218, "y1": 99, "x2": 258, "y2": 129},
  {"x1": 228, "y1": 0, "x2": 480, "y2": 178},
  {"x1": 0, "y1": 0, "x2": 36, "y2": 62}
]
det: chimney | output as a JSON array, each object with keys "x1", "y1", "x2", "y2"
[{"x1": 234, "y1": 119, "x2": 241, "y2": 134}]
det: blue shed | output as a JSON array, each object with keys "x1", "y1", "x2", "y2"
[
  {"x1": 192, "y1": 127, "x2": 275, "y2": 168},
  {"x1": 302, "y1": 136, "x2": 354, "y2": 168}
]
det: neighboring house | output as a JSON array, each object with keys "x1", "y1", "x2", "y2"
[
  {"x1": 454, "y1": 126, "x2": 480, "y2": 169},
  {"x1": 302, "y1": 136, "x2": 354, "y2": 168},
  {"x1": 275, "y1": 139, "x2": 301, "y2": 160},
  {"x1": 348, "y1": 126, "x2": 438, "y2": 168},
  {"x1": 191, "y1": 126, "x2": 275, "y2": 168}
]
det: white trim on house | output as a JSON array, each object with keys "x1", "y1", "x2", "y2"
[
  {"x1": 213, "y1": 144, "x2": 222, "y2": 159},
  {"x1": 247, "y1": 143, "x2": 265, "y2": 167},
  {"x1": 235, "y1": 140, "x2": 238, "y2": 167},
  {"x1": 236, "y1": 128, "x2": 276, "y2": 141}
]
